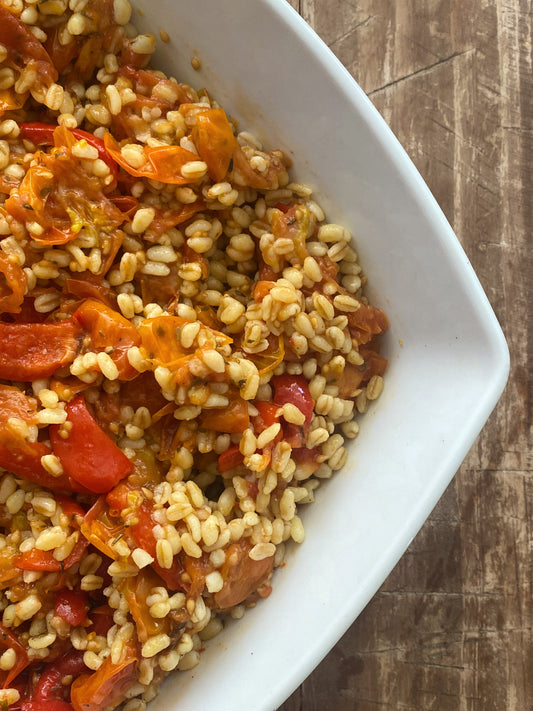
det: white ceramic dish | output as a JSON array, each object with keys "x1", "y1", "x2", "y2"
[{"x1": 131, "y1": 1, "x2": 509, "y2": 709}]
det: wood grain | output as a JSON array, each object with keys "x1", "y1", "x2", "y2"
[{"x1": 280, "y1": 1, "x2": 532, "y2": 709}]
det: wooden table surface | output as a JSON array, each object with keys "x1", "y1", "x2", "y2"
[{"x1": 280, "y1": 1, "x2": 531, "y2": 709}]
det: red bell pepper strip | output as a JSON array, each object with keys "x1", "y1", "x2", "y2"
[
  {"x1": 14, "y1": 536, "x2": 89, "y2": 572},
  {"x1": 0, "y1": 319, "x2": 82, "y2": 381},
  {"x1": 19, "y1": 123, "x2": 118, "y2": 182},
  {"x1": 50, "y1": 395, "x2": 133, "y2": 494},
  {"x1": 54, "y1": 589, "x2": 90, "y2": 627},
  {"x1": 0, "y1": 440, "x2": 89, "y2": 494},
  {"x1": 0, "y1": 621, "x2": 29, "y2": 688}
]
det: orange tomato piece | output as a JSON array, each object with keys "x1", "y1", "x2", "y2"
[
  {"x1": 213, "y1": 539, "x2": 274, "y2": 610},
  {"x1": 80, "y1": 496, "x2": 122, "y2": 561},
  {"x1": 347, "y1": 302, "x2": 389, "y2": 345},
  {"x1": 121, "y1": 568, "x2": 171, "y2": 643},
  {"x1": 191, "y1": 108, "x2": 237, "y2": 182},
  {"x1": 201, "y1": 394, "x2": 250, "y2": 434},
  {"x1": 5, "y1": 127, "x2": 125, "y2": 246},
  {"x1": 73, "y1": 298, "x2": 141, "y2": 381},
  {"x1": 252, "y1": 280, "x2": 276, "y2": 302},
  {"x1": 139, "y1": 315, "x2": 231, "y2": 368},
  {"x1": 103, "y1": 133, "x2": 201, "y2": 184},
  {"x1": 231, "y1": 144, "x2": 289, "y2": 190},
  {"x1": 70, "y1": 643, "x2": 138, "y2": 711},
  {"x1": 0, "y1": 384, "x2": 39, "y2": 426}
]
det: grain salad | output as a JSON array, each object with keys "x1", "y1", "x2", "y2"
[{"x1": 0, "y1": 1, "x2": 389, "y2": 710}]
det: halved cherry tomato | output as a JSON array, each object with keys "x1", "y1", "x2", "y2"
[
  {"x1": 138, "y1": 315, "x2": 189, "y2": 367},
  {"x1": 359, "y1": 348, "x2": 388, "y2": 380},
  {"x1": 0, "y1": 384, "x2": 39, "y2": 425},
  {"x1": 139, "y1": 315, "x2": 231, "y2": 370},
  {"x1": 266, "y1": 204, "x2": 310, "y2": 271},
  {"x1": 247, "y1": 334, "x2": 285, "y2": 376},
  {"x1": 50, "y1": 395, "x2": 133, "y2": 494},
  {"x1": 54, "y1": 589, "x2": 90, "y2": 627},
  {"x1": 291, "y1": 447, "x2": 321, "y2": 474},
  {"x1": 251, "y1": 280, "x2": 275, "y2": 302},
  {"x1": 130, "y1": 502, "x2": 187, "y2": 591},
  {"x1": 73, "y1": 298, "x2": 140, "y2": 380},
  {"x1": 105, "y1": 483, "x2": 187, "y2": 591},
  {"x1": 191, "y1": 108, "x2": 236, "y2": 182},
  {"x1": 0, "y1": 252, "x2": 26, "y2": 314},
  {"x1": 231, "y1": 145, "x2": 288, "y2": 191},
  {"x1": 104, "y1": 133, "x2": 201, "y2": 184},
  {"x1": 0, "y1": 319, "x2": 82, "y2": 381},
  {"x1": 217, "y1": 444, "x2": 244, "y2": 473},
  {"x1": 335, "y1": 363, "x2": 365, "y2": 398},
  {"x1": 89, "y1": 606, "x2": 114, "y2": 638}
]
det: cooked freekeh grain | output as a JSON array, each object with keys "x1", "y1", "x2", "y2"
[{"x1": 0, "y1": 1, "x2": 388, "y2": 709}]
